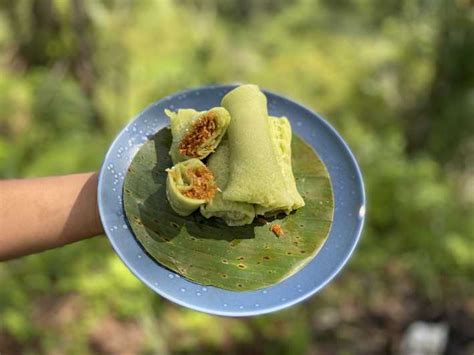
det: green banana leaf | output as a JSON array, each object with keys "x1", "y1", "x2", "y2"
[{"x1": 123, "y1": 128, "x2": 334, "y2": 291}]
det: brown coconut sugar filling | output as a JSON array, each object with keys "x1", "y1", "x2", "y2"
[
  {"x1": 178, "y1": 112, "x2": 218, "y2": 158},
  {"x1": 182, "y1": 166, "x2": 217, "y2": 200}
]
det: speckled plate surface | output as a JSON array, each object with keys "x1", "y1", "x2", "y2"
[{"x1": 98, "y1": 85, "x2": 366, "y2": 316}]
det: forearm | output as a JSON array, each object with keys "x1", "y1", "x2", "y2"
[{"x1": 0, "y1": 172, "x2": 103, "y2": 261}]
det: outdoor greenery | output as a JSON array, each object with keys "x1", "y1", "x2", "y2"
[{"x1": 0, "y1": 0, "x2": 473, "y2": 353}]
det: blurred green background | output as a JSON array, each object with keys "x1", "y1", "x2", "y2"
[{"x1": 0, "y1": 0, "x2": 473, "y2": 354}]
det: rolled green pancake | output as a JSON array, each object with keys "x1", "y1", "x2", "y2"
[
  {"x1": 166, "y1": 107, "x2": 231, "y2": 164},
  {"x1": 221, "y1": 85, "x2": 292, "y2": 209},
  {"x1": 255, "y1": 116, "x2": 305, "y2": 216},
  {"x1": 166, "y1": 158, "x2": 217, "y2": 216},
  {"x1": 200, "y1": 140, "x2": 255, "y2": 226}
]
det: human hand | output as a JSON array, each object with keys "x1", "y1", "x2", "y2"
[{"x1": 0, "y1": 172, "x2": 104, "y2": 261}]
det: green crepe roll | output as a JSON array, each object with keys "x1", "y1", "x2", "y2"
[
  {"x1": 255, "y1": 116, "x2": 305, "y2": 216},
  {"x1": 221, "y1": 85, "x2": 293, "y2": 209},
  {"x1": 166, "y1": 107, "x2": 231, "y2": 164},
  {"x1": 166, "y1": 158, "x2": 217, "y2": 216},
  {"x1": 200, "y1": 140, "x2": 255, "y2": 226}
]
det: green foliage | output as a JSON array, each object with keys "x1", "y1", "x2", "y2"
[{"x1": 0, "y1": 0, "x2": 472, "y2": 353}]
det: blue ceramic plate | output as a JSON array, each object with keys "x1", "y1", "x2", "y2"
[{"x1": 98, "y1": 85, "x2": 365, "y2": 316}]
